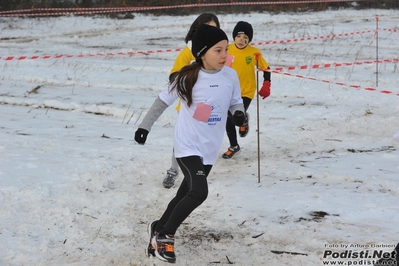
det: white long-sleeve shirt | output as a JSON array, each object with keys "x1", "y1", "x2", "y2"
[{"x1": 139, "y1": 66, "x2": 244, "y2": 165}]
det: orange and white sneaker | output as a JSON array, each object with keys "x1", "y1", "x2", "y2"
[
  {"x1": 152, "y1": 232, "x2": 176, "y2": 263},
  {"x1": 239, "y1": 113, "x2": 249, "y2": 137},
  {"x1": 222, "y1": 145, "x2": 241, "y2": 159}
]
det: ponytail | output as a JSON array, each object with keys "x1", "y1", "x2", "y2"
[{"x1": 169, "y1": 62, "x2": 202, "y2": 107}]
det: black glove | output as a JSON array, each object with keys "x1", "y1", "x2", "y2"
[
  {"x1": 232, "y1": 110, "x2": 246, "y2": 126},
  {"x1": 134, "y1": 128, "x2": 149, "y2": 144}
]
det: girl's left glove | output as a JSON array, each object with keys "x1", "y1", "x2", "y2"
[
  {"x1": 134, "y1": 128, "x2": 149, "y2": 144},
  {"x1": 258, "y1": 81, "x2": 271, "y2": 99}
]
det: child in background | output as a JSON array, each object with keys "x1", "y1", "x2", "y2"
[
  {"x1": 163, "y1": 13, "x2": 220, "y2": 189},
  {"x1": 222, "y1": 21, "x2": 271, "y2": 159},
  {"x1": 134, "y1": 24, "x2": 246, "y2": 263}
]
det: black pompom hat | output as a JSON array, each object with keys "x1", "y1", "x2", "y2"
[
  {"x1": 232, "y1": 21, "x2": 253, "y2": 42},
  {"x1": 191, "y1": 24, "x2": 228, "y2": 60}
]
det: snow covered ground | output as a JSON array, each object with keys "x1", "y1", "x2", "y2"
[{"x1": 1, "y1": 7, "x2": 399, "y2": 266}]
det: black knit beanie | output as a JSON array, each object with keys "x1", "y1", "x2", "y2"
[
  {"x1": 232, "y1": 21, "x2": 253, "y2": 42},
  {"x1": 191, "y1": 24, "x2": 228, "y2": 60}
]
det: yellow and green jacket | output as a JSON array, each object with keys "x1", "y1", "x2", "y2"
[
  {"x1": 170, "y1": 45, "x2": 195, "y2": 79},
  {"x1": 227, "y1": 43, "x2": 270, "y2": 99}
]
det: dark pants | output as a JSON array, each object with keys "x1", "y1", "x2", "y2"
[
  {"x1": 155, "y1": 156, "x2": 212, "y2": 235},
  {"x1": 226, "y1": 97, "x2": 252, "y2": 147}
]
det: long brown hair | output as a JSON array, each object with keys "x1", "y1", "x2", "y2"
[
  {"x1": 185, "y1": 13, "x2": 220, "y2": 43},
  {"x1": 170, "y1": 61, "x2": 203, "y2": 107}
]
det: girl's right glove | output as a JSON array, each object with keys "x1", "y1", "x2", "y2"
[
  {"x1": 134, "y1": 128, "x2": 149, "y2": 144},
  {"x1": 258, "y1": 81, "x2": 271, "y2": 99}
]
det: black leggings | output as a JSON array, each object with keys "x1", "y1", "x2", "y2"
[
  {"x1": 155, "y1": 156, "x2": 212, "y2": 235},
  {"x1": 226, "y1": 97, "x2": 252, "y2": 147}
]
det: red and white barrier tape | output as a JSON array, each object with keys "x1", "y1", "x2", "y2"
[
  {"x1": 0, "y1": 0, "x2": 370, "y2": 17},
  {"x1": 0, "y1": 49, "x2": 183, "y2": 61},
  {"x1": 380, "y1": 28, "x2": 399, "y2": 33},
  {"x1": 273, "y1": 58, "x2": 399, "y2": 72},
  {"x1": 0, "y1": 7, "x2": 137, "y2": 14},
  {"x1": 253, "y1": 30, "x2": 375, "y2": 46},
  {"x1": 265, "y1": 69, "x2": 399, "y2": 97},
  {"x1": 0, "y1": 28, "x2": 378, "y2": 61}
]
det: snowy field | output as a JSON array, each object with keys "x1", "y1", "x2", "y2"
[{"x1": 1, "y1": 7, "x2": 399, "y2": 266}]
